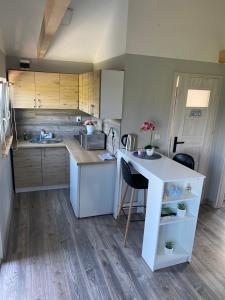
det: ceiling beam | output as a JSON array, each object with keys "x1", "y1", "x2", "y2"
[{"x1": 37, "y1": 0, "x2": 71, "y2": 59}]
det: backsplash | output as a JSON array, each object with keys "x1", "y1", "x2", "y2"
[
  {"x1": 15, "y1": 109, "x2": 92, "y2": 139},
  {"x1": 14, "y1": 109, "x2": 121, "y2": 154},
  {"x1": 103, "y1": 119, "x2": 121, "y2": 155}
]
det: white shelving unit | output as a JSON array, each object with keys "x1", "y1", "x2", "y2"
[
  {"x1": 115, "y1": 149, "x2": 205, "y2": 272},
  {"x1": 142, "y1": 177, "x2": 204, "y2": 271}
]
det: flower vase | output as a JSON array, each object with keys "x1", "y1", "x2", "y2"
[
  {"x1": 86, "y1": 125, "x2": 95, "y2": 135},
  {"x1": 146, "y1": 148, "x2": 155, "y2": 156}
]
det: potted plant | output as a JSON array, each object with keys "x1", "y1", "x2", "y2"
[
  {"x1": 84, "y1": 119, "x2": 96, "y2": 135},
  {"x1": 140, "y1": 121, "x2": 157, "y2": 156},
  {"x1": 177, "y1": 202, "x2": 187, "y2": 217},
  {"x1": 164, "y1": 241, "x2": 175, "y2": 255}
]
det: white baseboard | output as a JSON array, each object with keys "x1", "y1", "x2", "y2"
[{"x1": 16, "y1": 184, "x2": 69, "y2": 193}]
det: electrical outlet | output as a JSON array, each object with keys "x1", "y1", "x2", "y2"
[{"x1": 76, "y1": 116, "x2": 82, "y2": 122}]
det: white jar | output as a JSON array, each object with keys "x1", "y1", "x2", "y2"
[
  {"x1": 146, "y1": 148, "x2": 154, "y2": 156},
  {"x1": 164, "y1": 246, "x2": 174, "y2": 255},
  {"x1": 86, "y1": 125, "x2": 95, "y2": 135},
  {"x1": 177, "y1": 208, "x2": 186, "y2": 218}
]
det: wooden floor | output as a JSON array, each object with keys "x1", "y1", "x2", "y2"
[{"x1": 0, "y1": 190, "x2": 225, "y2": 300}]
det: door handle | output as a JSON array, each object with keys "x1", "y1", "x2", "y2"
[{"x1": 173, "y1": 136, "x2": 184, "y2": 153}]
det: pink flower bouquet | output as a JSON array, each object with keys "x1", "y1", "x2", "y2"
[
  {"x1": 140, "y1": 121, "x2": 157, "y2": 149},
  {"x1": 83, "y1": 119, "x2": 96, "y2": 126},
  {"x1": 140, "y1": 121, "x2": 156, "y2": 132}
]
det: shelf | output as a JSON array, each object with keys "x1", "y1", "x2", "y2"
[
  {"x1": 155, "y1": 244, "x2": 190, "y2": 270},
  {"x1": 162, "y1": 192, "x2": 198, "y2": 204},
  {"x1": 160, "y1": 214, "x2": 195, "y2": 225}
]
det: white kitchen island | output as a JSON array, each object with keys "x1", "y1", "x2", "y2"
[{"x1": 114, "y1": 149, "x2": 205, "y2": 271}]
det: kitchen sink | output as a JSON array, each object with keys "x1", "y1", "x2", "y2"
[{"x1": 29, "y1": 138, "x2": 63, "y2": 144}]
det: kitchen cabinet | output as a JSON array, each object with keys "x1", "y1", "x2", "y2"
[
  {"x1": 42, "y1": 148, "x2": 67, "y2": 186},
  {"x1": 35, "y1": 72, "x2": 60, "y2": 108},
  {"x1": 8, "y1": 70, "x2": 36, "y2": 109},
  {"x1": 70, "y1": 156, "x2": 116, "y2": 218},
  {"x1": 60, "y1": 74, "x2": 79, "y2": 109},
  {"x1": 78, "y1": 73, "x2": 89, "y2": 113},
  {"x1": 13, "y1": 147, "x2": 69, "y2": 191},
  {"x1": 13, "y1": 148, "x2": 42, "y2": 188},
  {"x1": 8, "y1": 70, "x2": 79, "y2": 109},
  {"x1": 78, "y1": 70, "x2": 124, "y2": 119}
]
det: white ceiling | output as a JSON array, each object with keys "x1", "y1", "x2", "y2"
[{"x1": 0, "y1": 0, "x2": 127, "y2": 63}]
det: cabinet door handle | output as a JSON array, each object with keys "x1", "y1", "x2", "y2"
[
  {"x1": 34, "y1": 99, "x2": 36, "y2": 108},
  {"x1": 38, "y1": 99, "x2": 41, "y2": 108}
]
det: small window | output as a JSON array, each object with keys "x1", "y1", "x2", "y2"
[{"x1": 186, "y1": 89, "x2": 210, "y2": 108}]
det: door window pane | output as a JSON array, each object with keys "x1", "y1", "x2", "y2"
[{"x1": 186, "y1": 89, "x2": 210, "y2": 107}]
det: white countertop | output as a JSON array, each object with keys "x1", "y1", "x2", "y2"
[{"x1": 118, "y1": 149, "x2": 205, "y2": 182}]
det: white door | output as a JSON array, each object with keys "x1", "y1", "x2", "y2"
[{"x1": 169, "y1": 73, "x2": 221, "y2": 178}]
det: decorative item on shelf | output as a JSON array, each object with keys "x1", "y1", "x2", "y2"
[
  {"x1": 84, "y1": 119, "x2": 97, "y2": 135},
  {"x1": 165, "y1": 184, "x2": 183, "y2": 199},
  {"x1": 140, "y1": 121, "x2": 158, "y2": 156},
  {"x1": 177, "y1": 202, "x2": 187, "y2": 217},
  {"x1": 185, "y1": 183, "x2": 192, "y2": 194},
  {"x1": 164, "y1": 241, "x2": 175, "y2": 255},
  {"x1": 138, "y1": 148, "x2": 145, "y2": 156},
  {"x1": 161, "y1": 207, "x2": 176, "y2": 217}
]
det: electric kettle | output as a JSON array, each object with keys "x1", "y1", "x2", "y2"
[{"x1": 121, "y1": 134, "x2": 137, "y2": 151}]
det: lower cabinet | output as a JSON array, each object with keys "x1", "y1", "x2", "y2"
[
  {"x1": 70, "y1": 156, "x2": 116, "y2": 218},
  {"x1": 13, "y1": 148, "x2": 43, "y2": 188},
  {"x1": 13, "y1": 147, "x2": 69, "y2": 191}
]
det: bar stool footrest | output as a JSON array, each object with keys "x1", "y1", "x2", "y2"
[{"x1": 121, "y1": 205, "x2": 145, "y2": 222}]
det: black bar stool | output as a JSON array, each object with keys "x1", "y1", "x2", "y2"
[
  {"x1": 173, "y1": 153, "x2": 195, "y2": 170},
  {"x1": 117, "y1": 158, "x2": 148, "y2": 246}
]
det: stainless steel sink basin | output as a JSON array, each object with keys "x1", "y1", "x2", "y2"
[{"x1": 30, "y1": 138, "x2": 63, "y2": 144}]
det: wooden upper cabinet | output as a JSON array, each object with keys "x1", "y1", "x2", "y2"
[
  {"x1": 8, "y1": 70, "x2": 36, "y2": 109},
  {"x1": 79, "y1": 73, "x2": 89, "y2": 113},
  {"x1": 35, "y1": 72, "x2": 60, "y2": 108},
  {"x1": 60, "y1": 74, "x2": 79, "y2": 109},
  {"x1": 78, "y1": 70, "x2": 124, "y2": 119},
  {"x1": 92, "y1": 70, "x2": 101, "y2": 118}
]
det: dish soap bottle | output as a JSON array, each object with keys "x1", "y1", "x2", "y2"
[{"x1": 23, "y1": 131, "x2": 28, "y2": 141}]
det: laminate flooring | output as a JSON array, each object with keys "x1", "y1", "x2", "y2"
[{"x1": 0, "y1": 189, "x2": 225, "y2": 300}]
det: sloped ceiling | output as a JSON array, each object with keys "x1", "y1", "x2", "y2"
[
  {"x1": 0, "y1": 0, "x2": 46, "y2": 57},
  {"x1": 127, "y1": 0, "x2": 225, "y2": 63},
  {"x1": 0, "y1": 0, "x2": 128, "y2": 63}
]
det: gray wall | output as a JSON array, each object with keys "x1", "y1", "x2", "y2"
[
  {"x1": 94, "y1": 55, "x2": 126, "y2": 71},
  {"x1": 122, "y1": 54, "x2": 225, "y2": 151},
  {"x1": 0, "y1": 50, "x2": 13, "y2": 260},
  {"x1": 6, "y1": 56, "x2": 93, "y2": 73},
  {"x1": 94, "y1": 53, "x2": 225, "y2": 205}
]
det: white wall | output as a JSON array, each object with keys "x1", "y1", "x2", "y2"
[
  {"x1": 94, "y1": 0, "x2": 128, "y2": 63},
  {"x1": 0, "y1": 50, "x2": 13, "y2": 260},
  {"x1": 126, "y1": 0, "x2": 225, "y2": 63}
]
